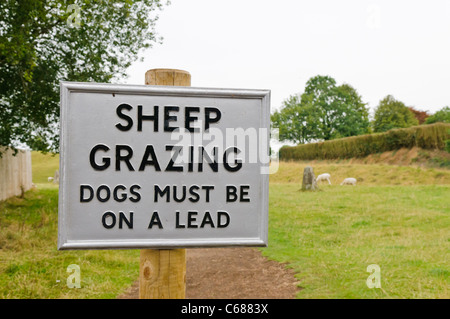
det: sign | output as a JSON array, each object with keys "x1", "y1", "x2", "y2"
[{"x1": 58, "y1": 82, "x2": 270, "y2": 250}]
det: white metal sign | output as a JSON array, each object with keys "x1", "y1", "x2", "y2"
[{"x1": 58, "y1": 82, "x2": 270, "y2": 250}]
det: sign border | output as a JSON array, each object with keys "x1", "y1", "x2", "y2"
[{"x1": 57, "y1": 81, "x2": 270, "y2": 250}]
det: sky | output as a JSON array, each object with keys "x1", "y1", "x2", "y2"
[{"x1": 124, "y1": 0, "x2": 450, "y2": 117}]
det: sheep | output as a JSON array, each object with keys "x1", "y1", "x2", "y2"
[
  {"x1": 340, "y1": 177, "x2": 357, "y2": 186},
  {"x1": 316, "y1": 173, "x2": 331, "y2": 185},
  {"x1": 48, "y1": 177, "x2": 54, "y2": 182}
]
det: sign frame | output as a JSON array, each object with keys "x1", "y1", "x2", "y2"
[{"x1": 57, "y1": 81, "x2": 270, "y2": 250}]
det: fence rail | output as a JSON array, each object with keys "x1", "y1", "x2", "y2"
[{"x1": 0, "y1": 147, "x2": 33, "y2": 201}]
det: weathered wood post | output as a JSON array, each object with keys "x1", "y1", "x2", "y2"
[
  {"x1": 301, "y1": 166, "x2": 318, "y2": 191},
  {"x1": 139, "y1": 68, "x2": 190, "y2": 299}
]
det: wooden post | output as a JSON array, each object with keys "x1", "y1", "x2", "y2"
[{"x1": 139, "y1": 68, "x2": 190, "y2": 299}]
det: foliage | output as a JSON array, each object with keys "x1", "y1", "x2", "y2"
[
  {"x1": 372, "y1": 95, "x2": 419, "y2": 132},
  {"x1": 271, "y1": 94, "x2": 318, "y2": 144},
  {"x1": 425, "y1": 106, "x2": 450, "y2": 124},
  {"x1": 446, "y1": 128, "x2": 450, "y2": 153},
  {"x1": 271, "y1": 75, "x2": 370, "y2": 144},
  {"x1": 280, "y1": 123, "x2": 450, "y2": 161},
  {"x1": 0, "y1": 0, "x2": 167, "y2": 154},
  {"x1": 408, "y1": 107, "x2": 429, "y2": 124}
]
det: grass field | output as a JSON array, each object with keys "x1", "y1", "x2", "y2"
[
  {"x1": 0, "y1": 152, "x2": 449, "y2": 298},
  {"x1": 264, "y1": 184, "x2": 449, "y2": 298},
  {"x1": 0, "y1": 152, "x2": 140, "y2": 298},
  {"x1": 30, "y1": 152, "x2": 60, "y2": 184},
  {"x1": 264, "y1": 161, "x2": 449, "y2": 298},
  {"x1": 0, "y1": 183, "x2": 140, "y2": 298}
]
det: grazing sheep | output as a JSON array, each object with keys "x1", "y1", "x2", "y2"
[
  {"x1": 340, "y1": 177, "x2": 357, "y2": 186},
  {"x1": 316, "y1": 173, "x2": 331, "y2": 185},
  {"x1": 48, "y1": 177, "x2": 54, "y2": 182}
]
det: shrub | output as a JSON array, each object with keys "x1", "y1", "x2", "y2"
[{"x1": 280, "y1": 123, "x2": 450, "y2": 161}]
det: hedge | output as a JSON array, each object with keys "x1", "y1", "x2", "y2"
[{"x1": 279, "y1": 123, "x2": 450, "y2": 161}]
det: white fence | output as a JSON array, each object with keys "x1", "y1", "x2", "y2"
[{"x1": 0, "y1": 147, "x2": 33, "y2": 201}]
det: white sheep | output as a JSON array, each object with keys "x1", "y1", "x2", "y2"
[
  {"x1": 340, "y1": 177, "x2": 357, "y2": 186},
  {"x1": 48, "y1": 177, "x2": 54, "y2": 182},
  {"x1": 316, "y1": 173, "x2": 331, "y2": 185}
]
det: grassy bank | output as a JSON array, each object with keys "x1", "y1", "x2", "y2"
[{"x1": 270, "y1": 161, "x2": 450, "y2": 185}]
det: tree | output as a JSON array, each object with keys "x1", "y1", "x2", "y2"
[
  {"x1": 300, "y1": 76, "x2": 370, "y2": 140},
  {"x1": 298, "y1": 75, "x2": 338, "y2": 141},
  {"x1": 331, "y1": 83, "x2": 371, "y2": 138},
  {"x1": 408, "y1": 107, "x2": 429, "y2": 124},
  {"x1": 424, "y1": 106, "x2": 450, "y2": 124},
  {"x1": 271, "y1": 94, "x2": 319, "y2": 144},
  {"x1": 0, "y1": 0, "x2": 167, "y2": 153},
  {"x1": 372, "y1": 95, "x2": 419, "y2": 132},
  {"x1": 271, "y1": 75, "x2": 370, "y2": 144}
]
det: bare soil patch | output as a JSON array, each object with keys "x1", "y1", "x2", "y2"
[{"x1": 118, "y1": 247, "x2": 299, "y2": 299}]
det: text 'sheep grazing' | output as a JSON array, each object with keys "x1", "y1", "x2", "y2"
[{"x1": 82, "y1": 103, "x2": 250, "y2": 230}]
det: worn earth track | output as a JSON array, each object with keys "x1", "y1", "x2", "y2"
[{"x1": 118, "y1": 247, "x2": 299, "y2": 299}]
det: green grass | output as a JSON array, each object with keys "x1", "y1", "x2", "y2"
[
  {"x1": 31, "y1": 152, "x2": 60, "y2": 184},
  {"x1": 0, "y1": 185, "x2": 140, "y2": 298},
  {"x1": 0, "y1": 152, "x2": 139, "y2": 298},
  {"x1": 1, "y1": 152, "x2": 449, "y2": 298},
  {"x1": 270, "y1": 161, "x2": 450, "y2": 186},
  {"x1": 261, "y1": 163, "x2": 450, "y2": 298}
]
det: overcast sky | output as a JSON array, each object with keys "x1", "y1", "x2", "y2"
[{"x1": 124, "y1": 0, "x2": 450, "y2": 116}]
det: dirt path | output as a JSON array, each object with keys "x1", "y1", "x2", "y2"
[{"x1": 118, "y1": 247, "x2": 299, "y2": 299}]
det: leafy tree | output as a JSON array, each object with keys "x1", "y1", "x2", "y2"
[
  {"x1": 298, "y1": 75, "x2": 337, "y2": 141},
  {"x1": 424, "y1": 106, "x2": 450, "y2": 124},
  {"x1": 271, "y1": 94, "x2": 319, "y2": 144},
  {"x1": 330, "y1": 83, "x2": 371, "y2": 138},
  {"x1": 408, "y1": 107, "x2": 429, "y2": 124},
  {"x1": 372, "y1": 95, "x2": 419, "y2": 133},
  {"x1": 272, "y1": 75, "x2": 370, "y2": 144},
  {"x1": 300, "y1": 76, "x2": 370, "y2": 140},
  {"x1": 0, "y1": 0, "x2": 167, "y2": 153}
]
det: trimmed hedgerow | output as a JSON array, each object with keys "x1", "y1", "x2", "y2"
[{"x1": 280, "y1": 123, "x2": 450, "y2": 161}]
